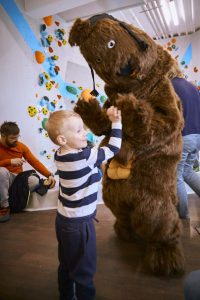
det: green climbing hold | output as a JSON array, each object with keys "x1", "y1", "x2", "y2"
[
  {"x1": 42, "y1": 118, "x2": 48, "y2": 130},
  {"x1": 100, "y1": 95, "x2": 106, "y2": 104},
  {"x1": 66, "y1": 85, "x2": 77, "y2": 95}
]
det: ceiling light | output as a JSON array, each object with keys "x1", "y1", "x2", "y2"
[
  {"x1": 129, "y1": 9, "x2": 145, "y2": 30},
  {"x1": 179, "y1": 0, "x2": 186, "y2": 21},
  {"x1": 191, "y1": 0, "x2": 194, "y2": 21},
  {"x1": 153, "y1": 1, "x2": 165, "y2": 29},
  {"x1": 169, "y1": 0, "x2": 179, "y2": 26},
  {"x1": 160, "y1": 0, "x2": 171, "y2": 26}
]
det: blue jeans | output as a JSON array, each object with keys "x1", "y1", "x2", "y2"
[
  {"x1": 184, "y1": 270, "x2": 200, "y2": 300},
  {"x1": 177, "y1": 134, "x2": 200, "y2": 219}
]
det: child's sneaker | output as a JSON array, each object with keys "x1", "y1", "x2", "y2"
[{"x1": 0, "y1": 206, "x2": 10, "y2": 222}]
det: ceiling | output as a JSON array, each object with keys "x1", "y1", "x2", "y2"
[{"x1": 24, "y1": 0, "x2": 200, "y2": 40}]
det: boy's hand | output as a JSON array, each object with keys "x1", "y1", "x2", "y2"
[{"x1": 107, "y1": 106, "x2": 121, "y2": 122}]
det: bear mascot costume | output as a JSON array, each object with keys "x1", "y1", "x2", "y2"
[{"x1": 69, "y1": 13, "x2": 185, "y2": 276}]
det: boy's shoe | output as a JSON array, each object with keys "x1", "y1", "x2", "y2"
[{"x1": 0, "y1": 207, "x2": 10, "y2": 222}]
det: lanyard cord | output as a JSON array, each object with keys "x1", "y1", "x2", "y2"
[{"x1": 89, "y1": 64, "x2": 99, "y2": 97}]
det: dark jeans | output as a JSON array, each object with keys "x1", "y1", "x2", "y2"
[
  {"x1": 184, "y1": 270, "x2": 200, "y2": 300},
  {"x1": 56, "y1": 212, "x2": 96, "y2": 300}
]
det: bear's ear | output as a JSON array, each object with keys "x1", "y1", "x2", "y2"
[{"x1": 68, "y1": 18, "x2": 91, "y2": 46}]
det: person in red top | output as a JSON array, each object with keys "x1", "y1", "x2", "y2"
[{"x1": 0, "y1": 121, "x2": 56, "y2": 222}]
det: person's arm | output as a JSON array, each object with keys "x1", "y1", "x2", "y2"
[
  {"x1": 21, "y1": 143, "x2": 56, "y2": 188},
  {"x1": 0, "y1": 145, "x2": 24, "y2": 168},
  {"x1": 85, "y1": 106, "x2": 122, "y2": 166},
  {"x1": 0, "y1": 158, "x2": 12, "y2": 167},
  {"x1": 43, "y1": 174, "x2": 55, "y2": 188}
]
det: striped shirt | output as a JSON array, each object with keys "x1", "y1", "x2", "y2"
[{"x1": 55, "y1": 121, "x2": 122, "y2": 218}]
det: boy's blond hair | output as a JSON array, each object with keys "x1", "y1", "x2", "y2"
[{"x1": 46, "y1": 110, "x2": 80, "y2": 145}]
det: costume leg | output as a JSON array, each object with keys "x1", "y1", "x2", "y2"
[
  {"x1": 114, "y1": 210, "x2": 138, "y2": 241},
  {"x1": 103, "y1": 181, "x2": 137, "y2": 241},
  {"x1": 131, "y1": 198, "x2": 184, "y2": 275},
  {"x1": 0, "y1": 167, "x2": 16, "y2": 207},
  {"x1": 184, "y1": 270, "x2": 200, "y2": 300}
]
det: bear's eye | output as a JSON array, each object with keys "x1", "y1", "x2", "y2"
[{"x1": 107, "y1": 40, "x2": 116, "y2": 49}]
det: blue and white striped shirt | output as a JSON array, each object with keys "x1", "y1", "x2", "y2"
[{"x1": 55, "y1": 121, "x2": 122, "y2": 218}]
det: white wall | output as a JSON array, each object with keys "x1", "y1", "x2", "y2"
[
  {"x1": 158, "y1": 31, "x2": 200, "y2": 83},
  {"x1": 0, "y1": 5, "x2": 42, "y2": 168},
  {"x1": 0, "y1": 1, "x2": 88, "y2": 172}
]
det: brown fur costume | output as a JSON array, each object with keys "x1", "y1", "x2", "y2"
[{"x1": 69, "y1": 14, "x2": 185, "y2": 275}]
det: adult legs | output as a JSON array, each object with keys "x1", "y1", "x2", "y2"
[
  {"x1": 0, "y1": 168, "x2": 40, "y2": 206},
  {"x1": 0, "y1": 167, "x2": 16, "y2": 222},
  {"x1": 177, "y1": 134, "x2": 200, "y2": 219},
  {"x1": 183, "y1": 135, "x2": 200, "y2": 197},
  {"x1": 0, "y1": 167, "x2": 16, "y2": 207},
  {"x1": 0, "y1": 168, "x2": 40, "y2": 222},
  {"x1": 28, "y1": 175, "x2": 40, "y2": 191}
]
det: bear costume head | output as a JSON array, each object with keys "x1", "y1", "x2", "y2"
[{"x1": 69, "y1": 13, "x2": 182, "y2": 96}]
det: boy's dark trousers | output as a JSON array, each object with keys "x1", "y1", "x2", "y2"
[{"x1": 56, "y1": 212, "x2": 96, "y2": 300}]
